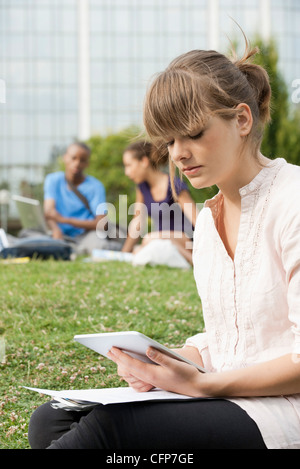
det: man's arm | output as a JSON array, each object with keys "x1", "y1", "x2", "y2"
[
  {"x1": 44, "y1": 198, "x2": 106, "y2": 234},
  {"x1": 44, "y1": 199, "x2": 64, "y2": 239}
]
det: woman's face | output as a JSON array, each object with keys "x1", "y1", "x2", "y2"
[
  {"x1": 123, "y1": 151, "x2": 149, "y2": 184},
  {"x1": 165, "y1": 113, "x2": 249, "y2": 191}
]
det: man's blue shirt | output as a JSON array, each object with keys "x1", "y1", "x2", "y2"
[{"x1": 44, "y1": 172, "x2": 107, "y2": 237}]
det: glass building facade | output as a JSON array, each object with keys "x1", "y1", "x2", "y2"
[
  {"x1": 0, "y1": 0, "x2": 299, "y2": 215},
  {"x1": 0, "y1": 0, "x2": 78, "y2": 196}
]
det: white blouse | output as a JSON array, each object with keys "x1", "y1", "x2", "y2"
[{"x1": 187, "y1": 158, "x2": 300, "y2": 449}]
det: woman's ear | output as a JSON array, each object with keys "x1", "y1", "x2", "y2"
[
  {"x1": 141, "y1": 155, "x2": 150, "y2": 168},
  {"x1": 236, "y1": 103, "x2": 253, "y2": 137}
]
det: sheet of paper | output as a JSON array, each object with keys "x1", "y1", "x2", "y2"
[{"x1": 24, "y1": 386, "x2": 194, "y2": 405}]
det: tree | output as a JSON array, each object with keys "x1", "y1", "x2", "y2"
[
  {"x1": 85, "y1": 126, "x2": 140, "y2": 224},
  {"x1": 253, "y1": 38, "x2": 300, "y2": 165}
]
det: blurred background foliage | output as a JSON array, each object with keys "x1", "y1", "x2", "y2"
[
  {"x1": 253, "y1": 38, "x2": 300, "y2": 166},
  {"x1": 86, "y1": 126, "x2": 140, "y2": 220}
]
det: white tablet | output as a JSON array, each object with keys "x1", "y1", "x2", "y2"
[{"x1": 74, "y1": 331, "x2": 206, "y2": 373}]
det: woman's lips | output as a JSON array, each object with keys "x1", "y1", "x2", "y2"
[{"x1": 182, "y1": 165, "x2": 203, "y2": 176}]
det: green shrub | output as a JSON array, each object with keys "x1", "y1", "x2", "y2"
[
  {"x1": 253, "y1": 37, "x2": 300, "y2": 165},
  {"x1": 85, "y1": 127, "x2": 138, "y2": 224}
]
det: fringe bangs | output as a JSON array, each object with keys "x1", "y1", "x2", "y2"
[{"x1": 144, "y1": 69, "x2": 209, "y2": 143}]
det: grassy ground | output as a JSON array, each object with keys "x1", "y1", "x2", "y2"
[{"x1": 0, "y1": 259, "x2": 203, "y2": 449}]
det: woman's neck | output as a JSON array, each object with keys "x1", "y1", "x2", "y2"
[
  {"x1": 219, "y1": 152, "x2": 270, "y2": 208},
  {"x1": 144, "y1": 168, "x2": 166, "y2": 187}
]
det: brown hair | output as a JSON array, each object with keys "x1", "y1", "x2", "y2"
[
  {"x1": 143, "y1": 37, "x2": 272, "y2": 192},
  {"x1": 124, "y1": 140, "x2": 157, "y2": 168}
]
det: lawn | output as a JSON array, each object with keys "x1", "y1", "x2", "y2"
[{"x1": 0, "y1": 259, "x2": 203, "y2": 449}]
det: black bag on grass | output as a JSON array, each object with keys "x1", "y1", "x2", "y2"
[{"x1": 0, "y1": 237, "x2": 72, "y2": 260}]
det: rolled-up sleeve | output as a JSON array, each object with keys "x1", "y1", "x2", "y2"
[
  {"x1": 185, "y1": 332, "x2": 214, "y2": 372},
  {"x1": 44, "y1": 173, "x2": 56, "y2": 200}
]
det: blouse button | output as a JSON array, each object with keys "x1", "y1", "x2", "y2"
[{"x1": 240, "y1": 189, "x2": 247, "y2": 196}]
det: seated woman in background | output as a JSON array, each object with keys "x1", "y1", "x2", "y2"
[{"x1": 121, "y1": 141, "x2": 198, "y2": 264}]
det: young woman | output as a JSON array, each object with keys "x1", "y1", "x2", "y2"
[
  {"x1": 28, "y1": 40, "x2": 300, "y2": 449},
  {"x1": 122, "y1": 140, "x2": 198, "y2": 264}
]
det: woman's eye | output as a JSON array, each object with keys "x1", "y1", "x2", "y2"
[
  {"x1": 165, "y1": 131, "x2": 204, "y2": 148},
  {"x1": 189, "y1": 131, "x2": 204, "y2": 140}
]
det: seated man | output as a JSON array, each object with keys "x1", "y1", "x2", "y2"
[{"x1": 44, "y1": 142, "x2": 112, "y2": 254}]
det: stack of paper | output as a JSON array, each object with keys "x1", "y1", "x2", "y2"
[{"x1": 25, "y1": 386, "x2": 194, "y2": 411}]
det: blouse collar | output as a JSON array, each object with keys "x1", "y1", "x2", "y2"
[
  {"x1": 205, "y1": 158, "x2": 286, "y2": 211},
  {"x1": 238, "y1": 158, "x2": 286, "y2": 197}
]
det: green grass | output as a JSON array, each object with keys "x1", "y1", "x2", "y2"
[{"x1": 0, "y1": 259, "x2": 203, "y2": 449}]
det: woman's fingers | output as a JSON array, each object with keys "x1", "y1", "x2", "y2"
[
  {"x1": 108, "y1": 347, "x2": 149, "y2": 370},
  {"x1": 146, "y1": 347, "x2": 176, "y2": 367},
  {"x1": 107, "y1": 347, "x2": 155, "y2": 392},
  {"x1": 108, "y1": 346, "x2": 203, "y2": 397}
]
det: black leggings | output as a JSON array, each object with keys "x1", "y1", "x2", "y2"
[{"x1": 28, "y1": 398, "x2": 267, "y2": 450}]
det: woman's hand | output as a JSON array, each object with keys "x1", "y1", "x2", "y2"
[
  {"x1": 107, "y1": 348, "x2": 155, "y2": 392},
  {"x1": 107, "y1": 346, "x2": 204, "y2": 397},
  {"x1": 108, "y1": 346, "x2": 300, "y2": 399},
  {"x1": 116, "y1": 362, "x2": 155, "y2": 392}
]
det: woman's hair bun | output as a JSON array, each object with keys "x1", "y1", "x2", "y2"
[{"x1": 233, "y1": 45, "x2": 271, "y2": 124}]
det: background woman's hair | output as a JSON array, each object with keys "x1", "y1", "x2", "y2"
[
  {"x1": 143, "y1": 34, "x2": 272, "y2": 195},
  {"x1": 124, "y1": 140, "x2": 158, "y2": 168}
]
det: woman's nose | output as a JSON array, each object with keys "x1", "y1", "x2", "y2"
[
  {"x1": 170, "y1": 139, "x2": 191, "y2": 164},
  {"x1": 125, "y1": 169, "x2": 133, "y2": 180}
]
